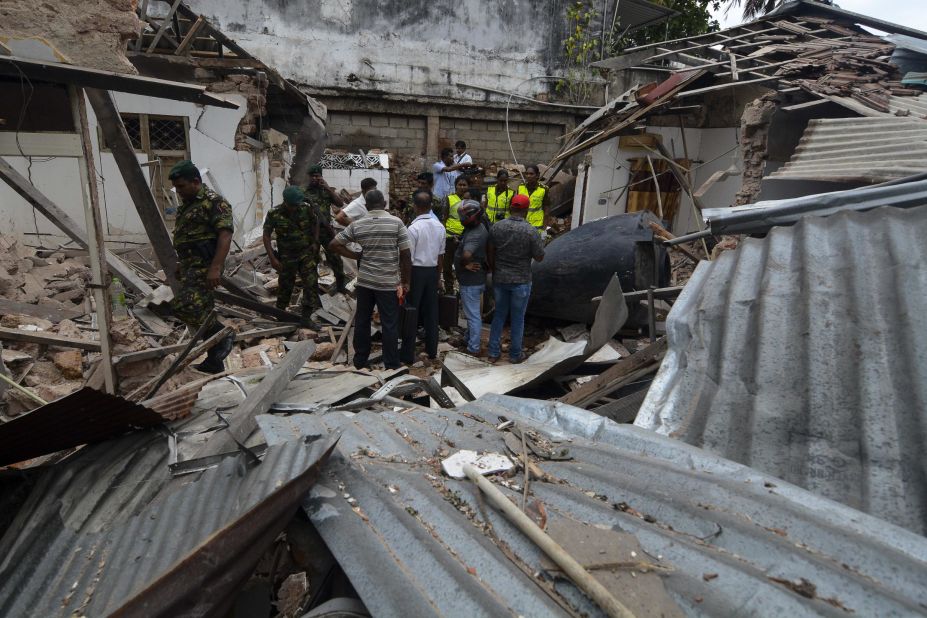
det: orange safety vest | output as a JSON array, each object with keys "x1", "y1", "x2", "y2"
[{"x1": 517, "y1": 184, "x2": 546, "y2": 229}]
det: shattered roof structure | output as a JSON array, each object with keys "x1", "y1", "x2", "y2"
[
  {"x1": 263, "y1": 395, "x2": 927, "y2": 616},
  {"x1": 594, "y1": 0, "x2": 926, "y2": 115},
  {"x1": 0, "y1": 420, "x2": 337, "y2": 616},
  {"x1": 637, "y1": 202, "x2": 927, "y2": 535}
]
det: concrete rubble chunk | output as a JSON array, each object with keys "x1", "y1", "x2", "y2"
[
  {"x1": 441, "y1": 450, "x2": 514, "y2": 480},
  {"x1": 51, "y1": 349, "x2": 84, "y2": 380}
]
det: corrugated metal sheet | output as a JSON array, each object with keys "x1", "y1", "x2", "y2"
[
  {"x1": 637, "y1": 204, "x2": 927, "y2": 535},
  {"x1": 259, "y1": 394, "x2": 927, "y2": 617},
  {"x1": 768, "y1": 117, "x2": 927, "y2": 183},
  {"x1": 0, "y1": 410, "x2": 337, "y2": 617},
  {"x1": 703, "y1": 177, "x2": 927, "y2": 236},
  {"x1": 0, "y1": 387, "x2": 164, "y2": 467},
  {"x1": 615, "y1": 0, "x2": 676, "y2": 32}
]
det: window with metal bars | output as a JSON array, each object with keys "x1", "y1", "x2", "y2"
[
  {"x1": 99, "y1": 113, "x2": 188, "y2": 154},
  {"x1": 148, "y1": 117, "x2": 187, "y2": 151}
]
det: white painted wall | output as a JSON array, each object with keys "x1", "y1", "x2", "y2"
[
  {"x1": 0, "y1": 91, "x2": 299, "y2": 246},
  {"x1": 185, "y1": 0, "x2": 568, "y2": 102},
  {"x1": 572, "y1": 126, "x2": 743, "y2": 235}
]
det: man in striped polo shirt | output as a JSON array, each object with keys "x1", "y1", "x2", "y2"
[{"x1": 329, "y1": 190, "x2": 412, "y2": 370}]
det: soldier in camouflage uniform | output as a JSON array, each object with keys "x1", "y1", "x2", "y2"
[
  {"x1": 262, "y1": 186, "x2": 323, "y2": 330},
  {"x1": 304, "y1": 164, "x2": 349, "y2": 294},
  {"x1": 169, "y1": 160, "x2": 235, "y2": 374}
]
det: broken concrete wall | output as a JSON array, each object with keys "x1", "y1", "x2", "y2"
[
  {"x1": 0, "y1": 91, "x2": 282, "y2": 244},
  {"x1": 0, "y1": 0, "x2": 139, "y2": 73},
  {"x1": 735, "y1": 95, "x2": 777, "y2": 206},
  {"x1": 572, "y1": 126, "x2": 743, "y2": 234},
  {"x1": 184, "y1": 0, "x2": 571, "y2": 102}
]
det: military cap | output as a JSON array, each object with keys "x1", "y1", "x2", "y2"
[
  {"x1": 282, "y1": 186, "x2": 305, "y2": 205},
  {"x1": 307, "y1": 164, "x2": 323, "y2": 175},
  {"x1": 168, "y1": 160, "x2": 201, "y2": 181}
]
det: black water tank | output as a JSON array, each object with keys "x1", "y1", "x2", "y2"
[{"x1": 527, "y1": 211, "x2": 670, "y2": 324}]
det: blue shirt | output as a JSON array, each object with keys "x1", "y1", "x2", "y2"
[{"x1": 432, "y1": 161, "x2": 457, "y2": 199}]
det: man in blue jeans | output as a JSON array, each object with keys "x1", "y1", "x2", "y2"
[
  {"x1": 486, "y1": 193, "x2": 545, "y2": 363},
  {"x1": 454, "y1": 200, "x2": 489, "y2": 355}
]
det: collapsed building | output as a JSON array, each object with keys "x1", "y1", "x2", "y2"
[{"x1": 1, "y1": 0, "x2": 927, "y2": 616}]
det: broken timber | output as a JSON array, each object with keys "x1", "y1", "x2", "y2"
[
  {"x1": 194, "y1": 339, "x2": 314, "y2": 458},
  {"x1": 70, "y1": 85, "x2": 116, "y2": 393},
  {"x1": 87, "y1": 89, "x2": 179, "y2": 290},
  {"x1": 561, "y1": 338, "x2": 667, "y2": 408},
  {"x1": 0, "y1": 157, "x2": 153, "y2": 297},
  {"x1": 0, "y1": 326, "x2": 102, "y2": 352}
]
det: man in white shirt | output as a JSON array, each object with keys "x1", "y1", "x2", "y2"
[
  {"x1": 453, "y1": 140, "x2": 473, "y2": 167},
  {"x1": 335, "y1": 177, "x2": 376, "y2": 228},
  {"x1": 400, "y1": 190, "x2": 447, "y2": 364},
  {"x1": 333, "y1": 177, "x2": 376, "y2": 278}
]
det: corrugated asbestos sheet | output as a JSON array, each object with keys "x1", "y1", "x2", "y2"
[
  {"x1": 637, "y1": 204, "x2": 927, "y2": 535},
  {"x1": 616, "y1": 0, "x2": 676, "y2": 31},
  {"x1": 0, "y1": 387, "x2": 164, "y2": 467},
  {"x1": 0, "y1": 410, "x2": 337, "y2": 617},
  {"x1": 258, "y1": 394, "x2": 927, "y2": 617},
  {"x1": 768, "y1": 116, "x2": 927, "y2": 183}
]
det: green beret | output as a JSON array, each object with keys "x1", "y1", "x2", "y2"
[
  {"x1": 168, "y1": 160, "x2": 200, "y2": 181},
  {"x1": 282, "y1": 186, "x2": 305, "y2": 205},
  {"x1": 307, "y1": 164, "x2": 323, "y2": 175}
]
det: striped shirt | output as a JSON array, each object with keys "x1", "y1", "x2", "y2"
[{"x1": 336, "y1": 209, "x2": 411, "y2": 291}]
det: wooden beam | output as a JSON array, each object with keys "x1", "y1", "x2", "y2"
[
  {"x1": 86, "y1": 89, "x2": 178, "y2": 291},
  {"x1": 215, "y1": 290, "x2": 301, "y2": 323},
  {"x1": 174, "y1": 15, "x2": 206, "y2": 55},
  {"x1": 147, "y1": 0, "x2": 184, "y2": 52},
  {"x1": 195, "y1": 340, "x2": 314, "y2": 458},
  {"x1": 0, "y1": 298, "x2": 83, "y2": 323},
  {"x1": 560, "y1": 338, "x2": 667, "y2": 408},
  {"x1": 70, "y1": 85, "x2": 116, "y2": 393},
  {"x1": 0, "y1": 157, "x2": 153, "y2": 297},
  {"x1": 0, "y1": 325, "x2": 101, "y2": 351}
]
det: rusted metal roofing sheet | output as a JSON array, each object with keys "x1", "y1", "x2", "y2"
[
  {"x1": 0, "y1": 387, "x2": 164, "y2": 467},
  {"x1": 0, "y1": 418, "x2": 337, "y2": 617},
  {"x1": 638, "y1": 203, "x2": 927, "y2": 535},
  {"x1": 258, "y1": 394, "x2": 927, "y2": 617},
  {"x1": 768, "y1": 117, "x2": 927, "y2": 183}
]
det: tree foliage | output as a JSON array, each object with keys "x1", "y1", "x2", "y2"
[
  {"x1": 726, "y1": 0, "x2": 783, "y2": 20},
  {"x1": 616, "y1": 0, "x2": 721, "y2": 51}
]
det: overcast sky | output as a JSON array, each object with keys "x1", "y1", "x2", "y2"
[{"x1": 713, "y1": 1, "x2": 927, "y2": 34}]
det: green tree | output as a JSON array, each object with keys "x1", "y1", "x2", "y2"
[
  {"x1": 616, "y1": 0, "x2": 721, "y2": 51},
  {"x1": 558, "y1": 1, "x2": 602, "y2": 105},
  {"x1": 726, "y1": 0, "x2": 782, "y2": 20}
]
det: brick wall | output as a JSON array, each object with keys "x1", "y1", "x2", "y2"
[
  {"x1": 327, "y1": 113, "x2": 426, "y2": 153},
  {"x1": 438, "y1": 119, "x2": 564, "y2": 167},
  {"x1": 326, "y1": 111, "x2": 567, "y2": 168}
]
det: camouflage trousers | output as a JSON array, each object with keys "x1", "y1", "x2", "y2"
[
  {"x1": 277, "y1": 254, "x2": 321, "y2": 315},
  {"x1": 172, "y1": 255, "x2": 214, "y2": 329},
  {"x1": 318, "y1": 227, "x2": 345, "y2": 286}
]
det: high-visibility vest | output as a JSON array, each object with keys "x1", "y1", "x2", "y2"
[
  {"x1": 485, "y1": 185, "x2": 514, "y2": 223},
  {"x1": 517, "y1": 184, "x2": 546, "y2": 229},
  {"x1": 445, "y1": 194, "x2": 464, "y2": 236}
]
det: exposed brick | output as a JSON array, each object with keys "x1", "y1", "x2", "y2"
[
  {"x1": 453, "y1": 119, "x2": 471, "y2": 130},
  {"x1": 408, "y1": 117, "x2": 426, "y2": 128},
  {"x1": 470, "y1": 121, "x2": 487, "y2": 131},
  {"x1": 370, "y1": 116, "x2": 389, "y2": 127},
  {"x1": 378, "y1": 127, "x2": 399, "y2": 138},
  {"x1": 350, "y1": 114, "x2": 371, "y2": 126},
  {"x1": 533, "y1": 124, "x2": 549, "y2": 134},
  {"x1": 388, "y1": 116, "x2": 408, "y2": 128}
]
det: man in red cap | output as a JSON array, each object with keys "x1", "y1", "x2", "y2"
[{"x1": 486, "y1": 193, "x2": 545, "y2": 363}]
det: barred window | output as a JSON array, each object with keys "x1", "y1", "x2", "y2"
[
  {"x1": 148, "y1": 117, "x2": 187, "y2": 151},
  {"x1": 123, "y1": 115, "x2": 143, "y2": 150}
]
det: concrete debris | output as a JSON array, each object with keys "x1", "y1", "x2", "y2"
[{"x1": 441, "y1": 450, "x2": 515, "y2": 480}]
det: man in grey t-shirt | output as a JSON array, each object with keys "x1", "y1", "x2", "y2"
[
  {"x1": 454, "y1": 200, "x2": 489, "y2": 355},
  {"x1": 486, "y1": 193, "x2": 544, "y2": 363},
  {"x1": 329, "y1": 190, "x2": 412, "y2": 369}
]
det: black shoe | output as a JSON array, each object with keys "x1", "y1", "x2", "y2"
[
  {"x1": 300, "y1": 315, "x2": 321, "y2": 330},
  {"x1": 212, "y1": 333, "x2": 235, "y2": 361},
  {"x1": 193, "y1": 357, "x2": 225, "y2": 374}
]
